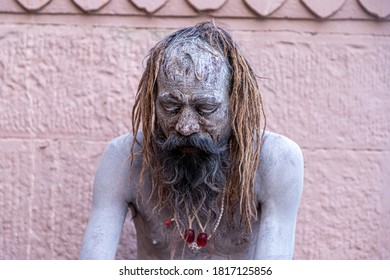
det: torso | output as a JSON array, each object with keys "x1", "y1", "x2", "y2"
[
  {"x1": 80, "y1": 130, "x2": 302, "y2": 260},
  {"x1": 131, "y1": 182, "x2": 262, "y2": 259},
  {"x1": 113, "y1": 131, "x2": 278, "y2": 259}
]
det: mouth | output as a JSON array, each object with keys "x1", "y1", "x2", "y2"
[{"x1": 178, "y1": 146, "x2": 202, "y2": 154}]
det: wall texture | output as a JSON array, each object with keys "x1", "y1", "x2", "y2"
[{"x1": 0, "y1": 0, "x2": 389, "y2": 260}]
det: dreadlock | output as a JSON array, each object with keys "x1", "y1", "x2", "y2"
[{"x1": 131, "y1": 21, "x2": 266, "y2": 231}]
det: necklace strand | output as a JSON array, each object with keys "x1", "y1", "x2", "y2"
[{"x1": 169, "y1": 187, "x2": 226, "y2": 253}]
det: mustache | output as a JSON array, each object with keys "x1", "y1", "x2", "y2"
[{"x1": 156, "y1": 134, "x2": 227, "y2": 155}]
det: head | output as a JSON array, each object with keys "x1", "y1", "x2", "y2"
[{"x1": 131, "y1": 21, "x2": 266, "y2": 230}]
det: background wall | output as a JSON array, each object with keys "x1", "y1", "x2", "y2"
[{"x1": 0, "y1": 0, "x2": 389, "y2": 259}]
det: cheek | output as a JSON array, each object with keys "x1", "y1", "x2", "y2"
[
  {"x1": 217, "y1": 109, "x2": 231, "y2": 138},
  {"x1": 202, "y1": 107, "x2": 231, "y2": 141},
  {"x1": 156, "y1": 107, "x2": 175, "y2": 136}
]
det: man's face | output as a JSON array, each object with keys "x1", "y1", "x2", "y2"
[{"x1": 155, "y1": 42, "x2": 231, "y2": 150}]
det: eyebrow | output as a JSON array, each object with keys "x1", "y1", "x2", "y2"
[
  {"x1": 158, "y1": 92, "x2": 182, "y2": 102},
  {"x1": 192, "y1": 96, "x2": 222, "y2": 104},
  {"x1": 158, "y1": 92, "x2": 223, "y2": 104}
]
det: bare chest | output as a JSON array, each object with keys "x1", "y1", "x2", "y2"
[{"x1": 131, "y1": 202, "x2": 260, "y2": 260}]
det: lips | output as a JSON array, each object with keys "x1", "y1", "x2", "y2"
[{"x1": 178, "y1": 146, "x2": 201, "y2": 153}]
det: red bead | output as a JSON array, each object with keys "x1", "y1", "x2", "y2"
[
  {"x1": 165, "y1": 219, "x2": 172, "y2": 227},
  {"x1": 184, "y1": 229, "x2": 195, "y2": 243},
  {"x1": 197, "y1": 232, "x2": 208, "y2": 247}
]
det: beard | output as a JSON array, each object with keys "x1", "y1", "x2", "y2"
[{"x1": 153, "y1": 130, "x2": 230, "y2": 231}]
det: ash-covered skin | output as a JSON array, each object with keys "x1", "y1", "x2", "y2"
[
  {"x1": 80, "y1": 25, "x2": 304, "y2": 260},
  {"x1": 156, "y1": 39, "x2": 232, "y2": 144},
  {"x1": 153, "y1": 39, "x2": 234, "y2": 242}
]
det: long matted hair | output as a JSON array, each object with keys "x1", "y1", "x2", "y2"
[{"x1": 131, "y1": 21, "x2": 266, "y2": 230}]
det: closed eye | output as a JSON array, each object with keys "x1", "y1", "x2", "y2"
[
  {"x1": 162, "y1": 103, "x2": 181, "y2": 115},
  {"x1": 196, "y1": 104, "x2": 219, "y2": 116}
]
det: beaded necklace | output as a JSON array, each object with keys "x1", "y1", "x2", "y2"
[{"x1": 165, "y1": 188, "x2": 226, "y2": 253}]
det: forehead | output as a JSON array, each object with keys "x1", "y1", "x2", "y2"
[{"x1": 157, "y1": 39, "x2": 231, "y2": 99}]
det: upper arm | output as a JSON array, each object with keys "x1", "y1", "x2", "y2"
[
  {"x1": 254, "y1": 134, "x2": 304, "y2": 259},
  {"x1": 80, "y1": 134, "x2": 136, "y2": 259}
]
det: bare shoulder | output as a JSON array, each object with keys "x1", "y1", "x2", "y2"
[
  {"x1": 260, "y1": 131, "x2": 303, "y2": 168},
  {"x1": 256, "y1": 131, "x2": 304, "y2": 203},
  {"x1": 105, "y1": 132, "x2": 142, "y2": 157},
  {"x1": 94, "y1": 132, "x2": 144, "y2": 204}
]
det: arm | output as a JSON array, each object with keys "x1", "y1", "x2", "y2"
[
  {"x1": 80, "y1": 135, "x2": 134, "y2": 259},
  {"x1": 254, "y1": 134, "x2": 304, "y2": 259}
]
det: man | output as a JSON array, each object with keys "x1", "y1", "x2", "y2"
[{"x1": 80, "y1": 21, "x2": 303, "y2": 259}]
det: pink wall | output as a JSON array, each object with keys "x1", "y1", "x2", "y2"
[{"x1": 0, "y1": 0, "x2": 389, "y2": 259}]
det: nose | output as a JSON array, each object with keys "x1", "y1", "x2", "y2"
[{"x1": 175, "y1": 107, "x2": 200, "y2": 136}]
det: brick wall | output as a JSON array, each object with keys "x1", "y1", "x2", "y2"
[{"x1": 0, "y1": 0, "x2": 389, "y2": 259}]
